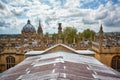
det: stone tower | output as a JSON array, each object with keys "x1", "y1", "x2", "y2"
[
  {"x1": 58, "y1": 23, "x2": 62, "y2": 43},
  {"x1": 99, "y1": 24, "x2": 103, "y2": 53},
  {"x1": 37, "y1": 20, "x2": 43, "y2": 39}
]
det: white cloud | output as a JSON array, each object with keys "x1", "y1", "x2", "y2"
[
  {"x1": 0, "y1": 0, "x2": 120, "y2": 34},
  {"x1": 95, "y1": 10, "x2": 108, "y2": 20},
  {"x1": 64, "y1": 0, "x2": 80, "y2": 8},
  {"x1": 11, "y1": 8, "x2": 23, "y2": 16},
  {"x1": 0, "y1": 1, "x2": 12, "y2": 16},
  {"x1": 98, "y1": 1, "x2": 120, "y2": 28}
]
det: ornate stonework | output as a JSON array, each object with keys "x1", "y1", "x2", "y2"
[{"x1": 0, "y1": 20, "x2": 120, "y2": 72}]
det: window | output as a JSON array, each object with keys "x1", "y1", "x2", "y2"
[
  {"x1": 112, "y1": 56, "x2": 120, "y2": 72},
  {"x1": 6, "y1": 56, "x2": 15, "y2": 69}
]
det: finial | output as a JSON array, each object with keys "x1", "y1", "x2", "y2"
[
  {"x1": 58, "y1": 23, "x2": 62, "y2": 30},
  {"x1": 27, "y1": 20, "x2": 30, "y2": 24}
]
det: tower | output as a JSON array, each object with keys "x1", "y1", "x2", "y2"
[
  {"x1": 37, "y1": 20, "x2": 43, "y2": 39},
  {"x1": 58, "y1": 23, "x2": 62, "y2": 43},
  {"x1": 21, "y1": 20, "x2": 36, "y2": 46},
  {"x1": 99, "y1": 24, "x2": 103, "y2": 53}
]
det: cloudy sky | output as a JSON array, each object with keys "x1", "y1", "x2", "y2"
[{"x1": 0, "y1": 0, "x2": 120, "y2": 34}]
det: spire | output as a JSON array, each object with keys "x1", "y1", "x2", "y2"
[
  {"x1": 39, "y1": 20, "x2": 41, "y2": 28},
  {"x1": 99, "y1": 24, "x2": 103, "y2": 33},
  {"x1": 37, "y1": 20, "x2": 43, "y2": 39},
  {"x1": 37, "y1": 20, "x2": 43, "y2": 33},
  {"x1": 99, "y1": 24, "x2": 103, "y2": 53},
  {"x1": 99, "y1": 24, "x2": 104, "y2": 37}
]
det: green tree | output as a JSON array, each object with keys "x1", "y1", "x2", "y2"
[
  {"x1": 63, "y1": 27, "x2": 77, "y2": 43},
  {"x1": 78, "y1": 32, "x2": 83, "y2": 40},
  {"x1": 52, "y1": 33, "x2": 57, "y2": 39},
  {"x1": 82, "y1": 29, "x2": 95, "y2": 40}
]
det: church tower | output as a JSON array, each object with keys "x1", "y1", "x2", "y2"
[
  {"x1": 99, "y1": 24, "x2": 103, "y2": 53},
  {"x1": 58, "y1": 23, "x2": 62, "y2": 43},
  {"x1": 37, "y1": 20, "x2": 43, "y2": 39}
]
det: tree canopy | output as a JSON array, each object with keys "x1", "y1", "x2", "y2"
[
  {"x1": 62, "y1": 27, "x2": 95, "y2": 43},
  {"x1": 82, "y1": 29, "x2": 95, "y2": 40},
  {"x1": 62, "y1": 27, "x2": 77, "y2": 43}
]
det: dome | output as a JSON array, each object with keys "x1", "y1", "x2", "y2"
[{"x1": 22, "y1": 20, "x2": 36, "y2": 32}]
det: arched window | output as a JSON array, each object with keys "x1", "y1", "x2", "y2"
[
  {"x1": 112, "y1": 56, "x2": 120, "y2": 72},
  {"x1": 6, "y1": 56, "x2": 15, "y2": 69}
]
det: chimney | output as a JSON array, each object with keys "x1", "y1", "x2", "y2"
[{"x1": 58, "y1": 23, "x2": 62, "y2": 30}]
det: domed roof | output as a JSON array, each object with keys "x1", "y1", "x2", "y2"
[{"x1": 22, "y1": 20, "x2": 36, "y2": 32}]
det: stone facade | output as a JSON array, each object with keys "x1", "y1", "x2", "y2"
[
  {"x1": 0, "y1": 20, "x2": 120, "y2": 72},
  {"x1": 92, "y1": 24, "x2": 120, "y2": 72},
  {"x1": 0, "y1": 20, "x2": 90, "y2": 72}
]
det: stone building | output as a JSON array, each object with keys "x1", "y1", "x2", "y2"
[
  {"x1": 0, "y1": 20, "x2": 120, "y2": 73},
  {"x1": 0, "y1": 20, "x2": 90, "y2": 72},
  {"x1": 0, "y1": 44, "x2": 120, "y2": 80},
  {"x1": 92, "y1": 24, "x2": 120, "y2": 72}
]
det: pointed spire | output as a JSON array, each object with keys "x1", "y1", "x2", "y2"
[
  {"x1": 100, "y1": 24, "x2": 103, "y2": 33},
  {"x1": 99, "y1": 24, "x2": 103, "y2": 53},
  {"x1": 38, "y1": 19, "x2": 42, "y2": 30},
  {"x1": 39, "y1": 20, "x2": 41, "y2": 28},
  {"x1": 37, "y1": 20, "x2": 43, "y2": 35}
]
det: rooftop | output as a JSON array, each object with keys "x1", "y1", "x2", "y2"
[
  {"x1": 25, "y1": 44, "x2": 94, "y2": 56},
  {"x1": 0, "y1": 49, "x2": 120, "y2": 80},
  {"x1": 0, "y1": 44, "x2": 120, "y2": 80}
]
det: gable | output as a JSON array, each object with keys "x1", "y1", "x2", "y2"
[
  {"x1": 43, "y1": 44, "x2": 77, "y2": 54},
  {"x1": 25, "y1": 44, "x2": 94, "y2": 57}
]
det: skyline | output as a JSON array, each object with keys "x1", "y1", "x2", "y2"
[{"x1": 0, "y1": 0, "x2": 120, "y2": 34}]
